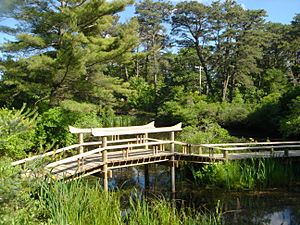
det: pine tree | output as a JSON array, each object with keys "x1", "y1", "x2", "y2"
[{"x1": 0, "y1": 0, "x2": 138, "y2": 109}]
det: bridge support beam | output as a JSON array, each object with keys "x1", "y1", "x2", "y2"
[
  {"x1": 171, "y1": 162, "x2": 176, "y2": 193},
  {"x1": 170, "y1": 131, "x2": 176, "y2": 193},
  {"x1": 144, "y1": 164, "x2": 149, "y2": 189}
]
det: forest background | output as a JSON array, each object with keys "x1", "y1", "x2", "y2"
[{"x1": 0, "y1": 0, "x2": 299, "y2": 160}]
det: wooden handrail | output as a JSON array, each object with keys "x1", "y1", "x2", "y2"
[
  {"x1": 217, "y1": 144, "x2": 300, "y2": 151},
  {"x1": 199, "y1": 141, "x2": 300, "y2": 148},
  {"x1": 11, "y1": 144, "x2": 81, "y2": 166},
  {"x1": 46, "y1": 140, "x2": 173, "y2": 168},
  {"x1": 12, "y1": 141, "x2": 108, "y2": 166},
  {"x1": 11, "y1": 138, "x2": 157, "y2": 166}
]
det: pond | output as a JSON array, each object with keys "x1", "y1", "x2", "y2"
[{"x1": 90, "y1": 164, "x2": 300, "y2": 225}]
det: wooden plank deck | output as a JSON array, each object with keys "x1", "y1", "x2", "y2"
[
  {"x1": 47, "y1": 149, "x2": 175, "y2": 180},
  {"x1": 45, "y1": 149, "x2": 300, "y2": 180}
]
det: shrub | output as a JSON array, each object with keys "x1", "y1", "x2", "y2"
[
  {"x1": 178, "y1": 120, "x2": 238, "y2": 144},
  {"x1": 246, "y1": 93, "x2": 282, "y2": 132},
  {"x1": 216, "y1": 102, "x2": 252, "y2": 127},
  {"x1": 128, "y1": 77, "x2": 155, "y2": 112},
  {"x1": 0, "y1": 106, "x2": 36, "y2": 159},
  {"x1": 0, "y1": 158, "x2": 43, "y2": 224},
  {"x1": 279, "y1": 96, "x2": 300, "y2": 138},
  {"x1": 247, "y1": 86, "x2": 300, "y2": 138},
  {"x1": 34, "y1": 107, "x2": 76, "y2": 150}
]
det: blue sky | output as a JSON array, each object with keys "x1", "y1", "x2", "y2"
[
  {"x1": 236, "y1": 0, "x2": 299, "y2": 24},
  {"x1": 0, "y1": 0, "x2": 299, "y2": 44},
  {"x1": 120, "y1": 0, "x2": 299, "y2": 24}
]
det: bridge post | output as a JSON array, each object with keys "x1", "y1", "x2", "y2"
[
  {"x1": 198, "y1": 146, "x2": 202, "y2": 154},
  {"x1": 170, "y1": 131, "x2": 176, "y2": 193},
  {"x1": 145, "y1": 133, "x2": 148, "y2": 150},
  {"x1": 79, "y1": 133, "x2": 84, "y2": 154},
  {"x1": 102, "y1": 136, "x2": 108, "y2": 191},
  {"x1": 223, "y1": 150, "x2": 228, "y2": 160},
  {"x1": 284, "y1": 149, "x2": 289, "y2": 157}
]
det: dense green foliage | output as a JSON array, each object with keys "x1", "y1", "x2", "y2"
[{"x1": 248, "y1": 86, "x2": 300, "y2": 138}]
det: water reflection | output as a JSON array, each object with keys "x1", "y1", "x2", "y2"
[{"x1": 88, "y1": 165, "x2": 300, "y2": 225}]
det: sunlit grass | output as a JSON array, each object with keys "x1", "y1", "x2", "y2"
[
  {"x1": 192, "y1": 158, "x2": 295, "y2": 190},
  {"x1": 38, "y1": 180, "x2": 222, "y2": 225}
]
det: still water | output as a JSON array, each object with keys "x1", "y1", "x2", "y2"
[{"x1": 90, "y1": 164, "x2": 300, "y2": 225}]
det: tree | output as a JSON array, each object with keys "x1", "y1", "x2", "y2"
[
  {"x1": 135, "y1": 0, "x2": 172, "y2": 109},
  {"x1": 209, "y1": 1, "x2": 266, "y2": 101},
  {"x1": 171, "y1": 0, "x2": 266, "y2": 100},
  {"x1": 258, "y1": 22, "x2": 296, "y2": 89},
  {"x1": 0, "y1": 0, "x2": 138, "y2": 110},
  {"x1": 287, "y1": 14, "x2": 300, "y2": 85},
  {"x1": 171, "y1": 1, "x2": 213, "y2": 95},
  {"x1": 161, "y1": 48, "x2": 201, "y2": 97}
]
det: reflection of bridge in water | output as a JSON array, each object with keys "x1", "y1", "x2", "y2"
[{"x1": 12, "y1": 122, "x2": 300, "y2": 192}]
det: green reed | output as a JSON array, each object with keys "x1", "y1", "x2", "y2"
[
  {"x1": 39, "y1": 180, "x2": 122, "y2": 225},
  {"x1": 193, "y1": 158, "x2": 297, "y2": 190},
  {"x1": 126, "y1": 197, "x2": 222, "y2": 225},
  {"x1": 38, "y1": 180, "x2": 222, "y2": 225}
]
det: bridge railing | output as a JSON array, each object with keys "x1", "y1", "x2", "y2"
[
  {"x1": 11, "y1": 141, "x2": 102, "y2": 166},
  {"x1": 199, "y1": 141, "x2": 300, "y2": 159},
  {"x1": 13, "y1": 123, "x2": 182, "y2": 172},
  {"x1": 12, "y1": 136, "x2": 170, "y2": 167},
  {"x1": 11, "y1": 122, "x2": 164, "y2": 166},
  {"x1": 45, "y1": 139, "x2": 174, "y2": 170}
]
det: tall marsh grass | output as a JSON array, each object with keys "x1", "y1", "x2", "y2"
[
  {"x1": 1, "y1": 159, "x2": 222, "y2": 225},
  {"x1": 126, "y1": 196, "x2": 222, "y2": 225},
  {"x1": 192, "y1": 158, "x2": 295, "y2": 190},
  {"x1": 38, "y1": 180, "x2": 222, "y2": 225},
  {"x1": 39, "y1": 181, "x2": 122, "y2": 225}
]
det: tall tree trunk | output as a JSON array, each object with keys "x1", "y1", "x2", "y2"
[
  {"x1": 124, "y1": 65, "x2": 129, "y2": 81},
  {"x1": 135, "y1": 58, "x2": 139, "y2": 77},
  {"x1": 222, "y1": 73, "x2": 230, "y2": 102},
  {"x1": 229, "y1": 72, "x2": 235, "y2": 102},
  {"x1": 153, "y1": 51, "x2": 159, "y2": 115},
  {"x1": 195, "y1": 43, "x2": 213, "y2": 95}
]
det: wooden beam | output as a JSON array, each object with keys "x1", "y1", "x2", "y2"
[
  {"x1": 69, "y1": 121, "x2": 155, "y2": 134},
  {"x1": 92, "y1": 123, "x2": 182, "y2": 137}
]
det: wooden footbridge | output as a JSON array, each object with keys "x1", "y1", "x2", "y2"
[{"x1": 12, "y1": 122, "x2": 300, "y2": 192}]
